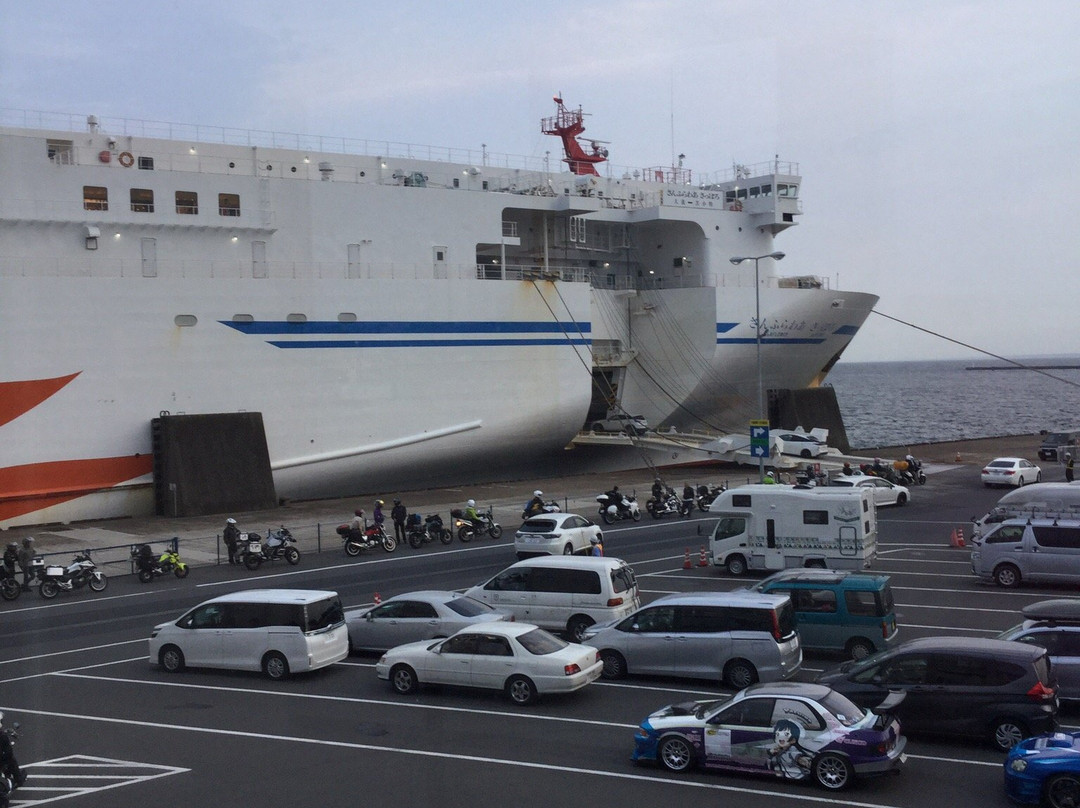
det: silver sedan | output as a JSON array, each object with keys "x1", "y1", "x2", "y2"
[{"x1": 345, "y1": 590, "x2": 509, "y2": 653}]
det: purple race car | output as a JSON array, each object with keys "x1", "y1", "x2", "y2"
[{"x1": 632, "y1": 681, "x2": 907, "y2": 791}]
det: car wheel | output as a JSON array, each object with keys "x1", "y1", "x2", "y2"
[
  {"x1": 723, "y1": 658, "x2": 758, "y2": 689},
  {"x1": 262, "y1": 651, "x2": 289, "y2": 681},
  {"x1": 600, "y1": 650, "x2": 627, "y2": 680},
  {"x1": 726, "y1": 555, "x2": 747, "y2": 576},
  {"x1": 567, "y1": 615, "x2": 594, "y2": 642},
  {"x1": 1036, "y1": 472, "x2": 1042, "y2": 483},
  {"x1": 813, "y1": 752, "x2": 853, "y2": 791},
  {"x1": 658, "y1": 736, "x2": 695, "y2": 773},
  {"x1": 896, "y1": 492, "x2": 907, "y2": 506},
  {"x1": 994, "y1": 563, "x2": 1022, "y2": 588},
  {"x1": 1044, "y1": 773, "x2": 1080, "y2": 808},
  {"x1": 159, "y1": 645, "x2": 185, "y2": 673},
  {"x1": 1018, "y1": 475, "x2": 1026, "y2": 487},
  {"x1": 846, "y1": 637, "x2": 876, "y2": 660},
  {"x1": 563, "y1": 543, "x2": 574, "y2": 555},
  {"x1": 800, "y1": 448, "x2": 812, "y2": 458},
  {"x1": 506, "y1": 675, "x2": 537, "y2": 706},
  {"x1": 390, "y1": 664, "x2": 419, "y2": 694},
  {"x1": 992, "y1": 718, "x2": 1028, "y2": 751}
]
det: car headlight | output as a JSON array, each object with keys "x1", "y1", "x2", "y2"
[{"x1": 1009, "y1": 758, "x2": 1028, "y2": 772}]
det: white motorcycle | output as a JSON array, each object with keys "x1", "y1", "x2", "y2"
[{"x1": 39, "y1": 551, "x2": 108, "y2": 599}]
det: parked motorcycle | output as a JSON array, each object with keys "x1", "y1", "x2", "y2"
[
  {"x1": 454, "y1": 507, "x2": 503, "y2": 542},
  {"x1": 0, "y1": 566, "x2": 20, "y2": 601},
  {"x1": 131, "y1": 542, "x2": 190, "y2": 583},
  {"x1": 39, "y1": 551, "x2": 108, "y2": 599},
  {"x1": 695, "y1": 483, "x2": 727, "y2": 511},
  {"x1": 259, "y1": 526, "x2": 301, "y2": 565},
  {"x1": 337, "y1": 522, "x2": 397, "y2": 555},
  {"x1": 595, "y1": 492, "x2": 641, "y2": 525},
  {"x1": 0, "y1": 715, "x2": 25, "y2": 808},
  {"x1": 233, "y1": 532, "x2": 268, "y2": 570},
  {"x1": 646, "y1": 487, "x2": 691, "y2": 519},
  {"x1": 406, "y1": 513, "x2": 454, "y2": 549}
]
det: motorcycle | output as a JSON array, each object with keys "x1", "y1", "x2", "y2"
[
  {"x1": 595, "y1": 492, "x2": 641, "y2": 525},
  {"x1": 0, "y1": 718, "x2": 25, "y2": 808},
  {"x1": 406, "y1": 513, "x2": 454, "y2": 549},
  {"x1": 898, "y1": 459, "x2": 926, "y2": 486},
  {"x1": 131, "y1": 543, "x2": 190, "y2": 583},
  {"x1": 39, "y1": 551, "x2": 108, "y2": 599},
  {"x1": 0, "y1": 566, "x2": 20, "y2": 601},
  {"x1": 521, "y1": 499, "x2": 560, "y2": 519},
  {"x1": 453, "y1": 507, "x2": 503, "y2": 542},
  {"x1": 337, "y1": 521, "x2": 397, "y2": 555},
  {"x1": 259, "y1": 526, "x2": 301, "y2": 565},
  {"x1": 233, "y1": 532, "x2": 268, "y2": 570},
  {"x1": 695, "y1": 483, "x2": 727, "y2": 511},
  {"x1": 646, "y1": 487, "x2": 690, "y2": 519}
]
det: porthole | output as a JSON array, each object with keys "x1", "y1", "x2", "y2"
[
  {"x1": 174, "y1": 315, "x2": 197, "y2": 327},
  {"x1": 232, "y1": 314, "x2": 254, "y2": 323},
  {"x1": 290, "y1": 166, "x2": 297, "y2": 173},
  {"x1": 286, "y1": 313, "x2": 307, "y2": 323},
  {"x1": 337, "y1": 312, "x2": 358, "y2": 322}
]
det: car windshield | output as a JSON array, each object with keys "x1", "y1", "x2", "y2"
[
  {"x1": 820, "y1": 691, "x2": 866, "y2": 727},
  {"x1": 988, "y1": 460, "x2": 1015, "y2": 469},
  {"x1": 1047, "y1": 433, "x2": 1070, "y2": 443},
  {"x1": 521, "y1": 519, "x2": 557, "y2": 532},
  {"x1": 305, "y1": 596, "x2": 345, "y2": 632},
  {"x1": 516, "y1": 627, "x2": 568, "y2": 655},
  {"x1": 444, "y1": 596, "x2": 494, "y2": 617}
]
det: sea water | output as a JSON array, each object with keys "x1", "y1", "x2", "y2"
[{"x1": 827, "y1": 356, "x2": 1080, "y2": 450}]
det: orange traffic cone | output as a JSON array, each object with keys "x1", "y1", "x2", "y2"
[
  {"x1": 683, "y1": 548, "x2": 691, "y2": 569},
  {"x1": 699, "y1": 546, "x2": 709, "y2": 567},
  {"x1": 949, "y1": 528, "x2": 965, "y2": 548},
  {"x1": 374, "y1": 592, "x2": 381, "y2": 604}
]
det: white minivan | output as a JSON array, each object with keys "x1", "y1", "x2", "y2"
[
  {"x1": 465, "y1": 556, "x2": 640, "y2": 641},
  {"x1": 149, "y1": 589, "x2": 348, "y2": 679}
]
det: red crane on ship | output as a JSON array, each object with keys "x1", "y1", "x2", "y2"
[{"x1": 541, "y1": 96, "x2": 609, "y2": 176}]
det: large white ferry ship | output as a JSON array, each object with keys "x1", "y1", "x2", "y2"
[{"x1": 0, "y1": 99, "x2": 877, "y2": 527}]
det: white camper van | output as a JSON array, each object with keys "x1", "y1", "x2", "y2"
[
  {"x1": 707, "y1": 484, "x2": 877, "y2": 575},
  {"x1": 971, "y1": 482, "x2": 1080, "y2": 538}
]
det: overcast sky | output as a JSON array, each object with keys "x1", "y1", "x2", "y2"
[{"x1": 2, "y1": 0, "x2": 1076, "y2": 362}]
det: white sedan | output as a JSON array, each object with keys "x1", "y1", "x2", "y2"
[
  {"x1": 982, "y1": 457, "x2": 1042, "y2": 488},
  {"x1": 831, "y1": 476, "x2": 910, "y2": 506},
  {"x1": 376, "y1": 622, "x2": 604, "y2": 705},
  {"x1": 514, "y1": 512, "x2": 603, "y2": 559},
  {"x1": 344, "y1": 591, "x2": 509, "y2": 653}
]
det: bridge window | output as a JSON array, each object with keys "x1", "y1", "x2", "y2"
[{"x1": 777, "y1": 183, "x2": 799, "y2": 198}]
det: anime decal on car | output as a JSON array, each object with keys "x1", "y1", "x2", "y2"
[{"x1": 768, "y1": 720, "x2": 813, "y2": 779}]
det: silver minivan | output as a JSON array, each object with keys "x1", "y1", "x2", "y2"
[
  {"x1": 579, "y1": 591, "x2": 802, "y2": 688},
  {"x1": 971, "y1": 518, "x2": 1080, "y2": 587}
]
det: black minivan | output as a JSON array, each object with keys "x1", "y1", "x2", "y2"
[{"x1": 816, "y1": 636, "x2": 1057, "y2": 750}]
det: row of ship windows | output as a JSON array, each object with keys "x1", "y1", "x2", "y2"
[
  {"x1": 82, "y1": 186, "x2": 241, "y2": 216},
  {"x1": 725, "y1": 183, "x2": 798, "y2": 201},
  {"x1": 174, "y1": 312, "x2": 360, "y2": 328}
]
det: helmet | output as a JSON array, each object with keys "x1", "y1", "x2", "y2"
[
  {"x1": 23, "y1": 536, "x2": 34, "y2": 546},
  {"x1": 533, "y1": 490, "x2": 542, "y2": 497},
  {"x1": 376, "y1": 500, "x2": 384, "y2": 506},
  {"x1": 765, "y1": 471, "x2": 774, "y2": 478},
  {"x1": 354, "y1": 509, "x2": 364, "y2": 517},
  {"x1": 590, "y1": 536, "x2": 600, "y2": 545},
  {"x1": 7, "y1": 542, "x2": 17, "y2": 551},
  {"x1": 394, "y1": 499, "x2": 401, "y2": 505},
  {"x1": 226, "y1": 518, "x2": 236, "y2": 525},
  {"x1": 467, "y1": 499, "x2": 476, "y2": 507}
]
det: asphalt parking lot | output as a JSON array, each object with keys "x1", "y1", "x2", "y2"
[{"x1": 2, "y1": 451, "x2": 1075, "y2": 807}]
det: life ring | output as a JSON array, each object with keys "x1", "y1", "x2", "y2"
[{"x1": 118, "y1": 151, "x2": 135, "y2": 168}]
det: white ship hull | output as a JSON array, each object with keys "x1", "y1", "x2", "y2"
[{"x1": 0, "y1": 109, "x2": 877, "y2": 527}]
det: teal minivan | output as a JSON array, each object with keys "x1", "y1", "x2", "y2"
[{"x1": 751, "y1": 569, "x2": 898, "y2": 659}]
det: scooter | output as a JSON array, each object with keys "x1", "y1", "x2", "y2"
[
  {"x1": 0, "y1": 717, "x2": 25, "y2": 808},
  {"x1": 337, "y1": 521, "x2": 397, "y2": 555},
  {"x1": 406, "y1": 513, "x2": 454, "y2": 549},
  {"x1": 131, "y1": 543, "x2": 190, "y2": 583},
  {"x1": 595, "y1": 492, "x2": 641, "y2": 524},
  {"x1": 259, "y1": 526, "x2": 301, "y2": 565},
  {"x1": 39, "y1": 551, "x2": 108, "y2": 599},
  {"x1": 453, "y1": 507, "x2": 503, "y2": 542}
]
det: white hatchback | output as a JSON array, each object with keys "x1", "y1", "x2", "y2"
[{"x1": 514, "y1": 512, "x2": 602, "y2": 559}]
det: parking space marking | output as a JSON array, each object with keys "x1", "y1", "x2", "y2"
[
  {"x1": 8, "y1": 755, "x2": 188, "y2": 806},
  {"x1": 0, "y1": 707, "x2": 952, "y2": 808}
]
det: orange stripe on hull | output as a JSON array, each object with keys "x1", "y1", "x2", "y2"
[
  {"x1": 0, "y1": 455, "x2": 153, "y2": 522},
  {"x1": 0, "y1": 372, "x2": 81, "y2": 428}
]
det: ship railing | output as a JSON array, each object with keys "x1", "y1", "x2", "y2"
[{"x1": 479, "y1": 264, "x2": 590, "y2": 283}]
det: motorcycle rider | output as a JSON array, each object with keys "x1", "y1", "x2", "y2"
[
  {"x1": 2, "y1": 543, "x2": 17, "y2": 576},
  {"x1": 390, "y1": 500, "x2": 408, "y2": 544},
  {"x1": 0, "y1": 712, "x2": 24, "y2": 797},
  {"x1": 604, "y1": 485, "x2": 628, "y2": 517},
  {"x1": 524, "y1": 490, "x2": 545, "y2": 518},
  {"x1": 223, "y1": 518, "x2": 240, "y2": 565},
  {"x1": 651, "y1": 477, "x2": 664, "y2": 502},
  {"x1": 373, "y1": 500, "x2": 386, "y2": 531},
  {"x1": 17, "y1": 538, "x2": 34, "y2": 592},
  {"x1": 349, "y1": 509, "x2": 367, "y2": 540},
  {"x1": 464, "y1": 499, "x2": 486, "y2": 529}
]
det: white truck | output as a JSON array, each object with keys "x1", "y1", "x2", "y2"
[{"x1": 707, "y1": 484, "x2": 877, "y2": 575}]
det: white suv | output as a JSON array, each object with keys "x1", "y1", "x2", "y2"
[{"x1": 590, "y1": 413, "x2": 648, "y2": 435}]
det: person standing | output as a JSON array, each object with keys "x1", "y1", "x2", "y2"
[
  {"x1": 590, "y1": 535, "x2": 604, "y2": 556},
  {"x1": 17, "y1": 537, "x2": 35, "y2": 591},
  {"x1": 223, "y1": 518, "x2": 240, "y2": 565},
  {"x1": 3, "y1": 542, "x2": 18, "y2": 576},
  {"x1": 1067, "y1": 453, "x2": 1074, "y2": 483},
  {"x1": 373, "y1": 500, "x2": 386, "y2": 532},
  {"x1": 391, "y1": 500, "x2": 408, "y2": 544}
]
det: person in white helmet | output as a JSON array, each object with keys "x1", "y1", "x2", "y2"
[
  {"x1": 523, "y1": 490, "x2": 546, "y2": 518},
  {"x1": 589, "y1": 535, "x2": 604, "y2": 557},
  {"x1": 223, "y1": 518, "x2": 240, "y2": 565}
]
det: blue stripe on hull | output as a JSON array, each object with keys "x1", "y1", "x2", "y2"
[
  {"x1": 222, "y1": 320, "x2": 591, "y2": 335},
  {"x1": 269, "y1": 338, "x2": 592, "y2": 348}
]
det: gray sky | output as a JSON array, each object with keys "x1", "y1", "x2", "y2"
[{"x1": 3, "y1": 0, "x2": 1076, "y2": 362}]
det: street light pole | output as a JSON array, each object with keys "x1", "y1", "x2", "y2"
[{"x1": 729, "y1": 251, "x2": 785, "y2": 481}]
